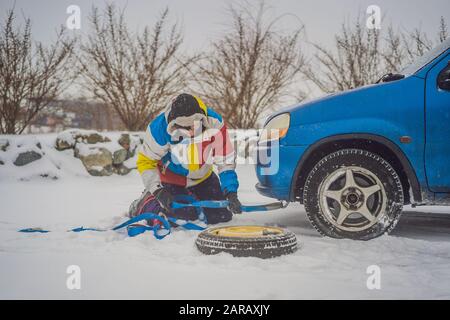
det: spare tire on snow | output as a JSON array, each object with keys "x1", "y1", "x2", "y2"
[{"x1": 195, "y1": 225, "x2": 298, "y2": 259}]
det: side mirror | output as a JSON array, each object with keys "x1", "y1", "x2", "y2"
[{"x1": 437, "y1": 61, "x2": 450, "y2": 91}]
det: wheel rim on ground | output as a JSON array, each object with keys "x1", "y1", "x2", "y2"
[
  {"x1": 196, "y1": 225, "x2": 298, "y2": 258},
  {"x1": 209, "y1": 225, "x2": 285, "y2": 238}
]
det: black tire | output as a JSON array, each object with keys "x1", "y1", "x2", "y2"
[
  {"x1": 303, "y1": 149, "x2": 404, "y2": 240},
  {"x1": 195, "y1": 225, "x2": 298, "y2": 258}
]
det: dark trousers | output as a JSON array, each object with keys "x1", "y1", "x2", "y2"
[{"x1": 129, "y1": 172, "x2": 232, "y2": 225}]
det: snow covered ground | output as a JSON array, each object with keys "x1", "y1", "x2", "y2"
[{"x1": 1, "y1": 134, "x2": 450, "y2": 299}]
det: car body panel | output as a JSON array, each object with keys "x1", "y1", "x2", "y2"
[
  {"x1": 425, "y1": 52, "x2": 450, "y2": 192},
  {"x1": 256, "y1": 43, "x2": 450, "y2": 204}
]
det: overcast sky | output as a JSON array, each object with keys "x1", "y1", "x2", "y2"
[
  {"x1": 1, "y1": 0, "x2": 449, "y2": 103},
  {"x1": 1, "y1": 0, "x2": 449, "y2": 51}
]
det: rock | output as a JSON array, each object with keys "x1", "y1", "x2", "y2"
[
  {"x1": 127, "y1": 149, "x2": 136, "y2": 159},
  {"x1": 39, "y1": 173, "x2": 59, "y2": 180},
  {"x1": 128, "y1": 134, "x2": 142, "y2": 158},
  {"x1": 74, "y1": 144, "x2": 113, "y2": 176},
  {"x1": 55, "y1": 137, "x2": 73, "y2": 151},
  {"x1": 84, "y1": 132, "x2": 109, "y2": 144},
  {"x1": 13, "y1": 151, "x2": 42, "y2": 166},
  {"x1": 112, "y1": 148, "x2": 128, "y2": 165},
  {"x1": 73, "y1": 145, "x2": 80, "y2": 158},
  {"x1": 0, "y1": 159, "x2": 4, "y2": 165},
  {"x1": 113, "y1": 163, "x2": 131, "y2": 175},
  {"x1": 0, "y1": 139, "x2": 9, "y2": 152},
  {"x1": 55, "y1": 130, "x2": 111, "y2": 151},
  {"x1": 118, "y1": 134, "x2": 131, "y2": 150},
  {"x1": 118, "y1": 133, "x2": 140, "y2": 159},
  {"x1": 55, "y1": 130, "x2": 79, "y2": 150},
  {"x1": 88, "y1": 165, "x2": 113, "y2": 176},
  {"x1": 133, "y1": 133, "x2": 144, "y2": 145}
]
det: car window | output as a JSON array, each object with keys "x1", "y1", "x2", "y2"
[{"x1": 401, "y1": 38, "x2": 450, "y2": 76}]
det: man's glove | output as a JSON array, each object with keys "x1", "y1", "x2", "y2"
[
  {"x1": 153, "y1": 187, "x2": 174, "y2": 213},
  {"x1": 226, "y1": 192, "x2": 242, "y2": 214}
]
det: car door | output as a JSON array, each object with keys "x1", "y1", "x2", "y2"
[{"x1": 425, "y1": 51, "x2": 450, "y2": 192}]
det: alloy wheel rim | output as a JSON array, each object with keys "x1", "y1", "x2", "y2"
[{"x1": 318, "y1": 166, "x2": 387, "y2": 232}]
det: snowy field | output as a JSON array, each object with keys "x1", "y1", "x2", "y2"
[{"x1": 1, "y1": 134, "x2": 450, "y2": 299}]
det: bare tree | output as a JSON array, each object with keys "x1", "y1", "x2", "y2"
[
  {"x1": 383, "y1": 25, "x2": 428, "y2": 73},
  {"x1": 383, "y1": 26, "x2": 406, "y2": 73},
  {"x1": 438, "y1": 16, "x2": 448, "y2": 43},
  {"x1": 303, "y1": 18, "x2": 383, "y2": 94},
  {"x1": 79, "y1": 5, "x2": 192, "y2": 131},
  {"x1": 191, "y1": 0, "x2": 306, "y2": 129},
  {"x1": 304, "y1": 16, "x2": 448, "y2": 94},
  {"x1": 402, "y1": 27, "x2": 433, "y2": 60},
  {"x1": 0, "y1": 9, "x2": 74, "y2": 134}
]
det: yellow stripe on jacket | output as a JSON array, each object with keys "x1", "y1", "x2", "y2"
[
  {"x1": 187, "y1": 143, "x2": 200, "y2": 172},
  {"x1": 137, "y1": 149, "x2": 213, "y2": 187},
  {"x1": 136, "y1": 152, "x2": 159, "y2": 174},
  {"x1": 191, "y1": 166, "x2": 213, "y2": 185}
]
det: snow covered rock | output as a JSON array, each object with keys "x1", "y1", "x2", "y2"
[
  {"x1": 55, "y1": 129, "x2": 111, "y2": 151},
  {"x1": 0, "y1": 138, "x2": 9, "y2": 152},
  {"x1": 9, "y1": 137, "x2": 45, "y2": 167},
  {"x1": 55, "y1": 135, "x2": 74, "y2": 150},
  {"x1": 112, "y1": 148, "x2": 128, "y2": 165},
  {"x1": 118, "y1": 133, "x2": 131, "y2": 150},
  {"x1": 74, "y1": 144, "x2": 113, "y2": 176},
  {"x1": 13, "y1": 150, "x2": 43, "y2": 166},
  {"x1": 1, "y1": 129, "x2": 259, "y2": 178},
  {"x1": 0, "y1": 139, "x2": 7, "y2": 165},
  {"x1": 118, "y1": 133, "x2": 140, "y2": 159},
  {"x1": 85, "y1": 132, "x2": 110, "y2": 144},
  {"x1": 113, "y1": 163, "x2": 132, "y2": 175},
  {"x1": 55, "y1": 138, "x2": 73, "y2": 151}
]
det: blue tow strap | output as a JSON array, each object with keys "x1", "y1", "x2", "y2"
[
  {"x1": 172, "y1": 200, "x2": 230, "y2": 209},
  {"x1": 18, "y1": 198, "x2": 288, "y2": 240},
  {"x1": 19, "y1": 213, "x2": 173, "y2": 239},
  {"x1": 172, "y1": 200, "x2": 288, "y2": 212}
]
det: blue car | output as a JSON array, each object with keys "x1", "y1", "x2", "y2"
[{"x1": 256, "y1": 38, "x2": 450, "y2": 240}]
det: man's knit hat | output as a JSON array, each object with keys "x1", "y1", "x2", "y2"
[{"x1": 166, "y1": 93, "x2": 208, "y2": 134}]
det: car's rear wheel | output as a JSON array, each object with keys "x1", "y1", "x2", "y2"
[{"x1": 303, "y1": 149, "x2": 404, "y2": 240}]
